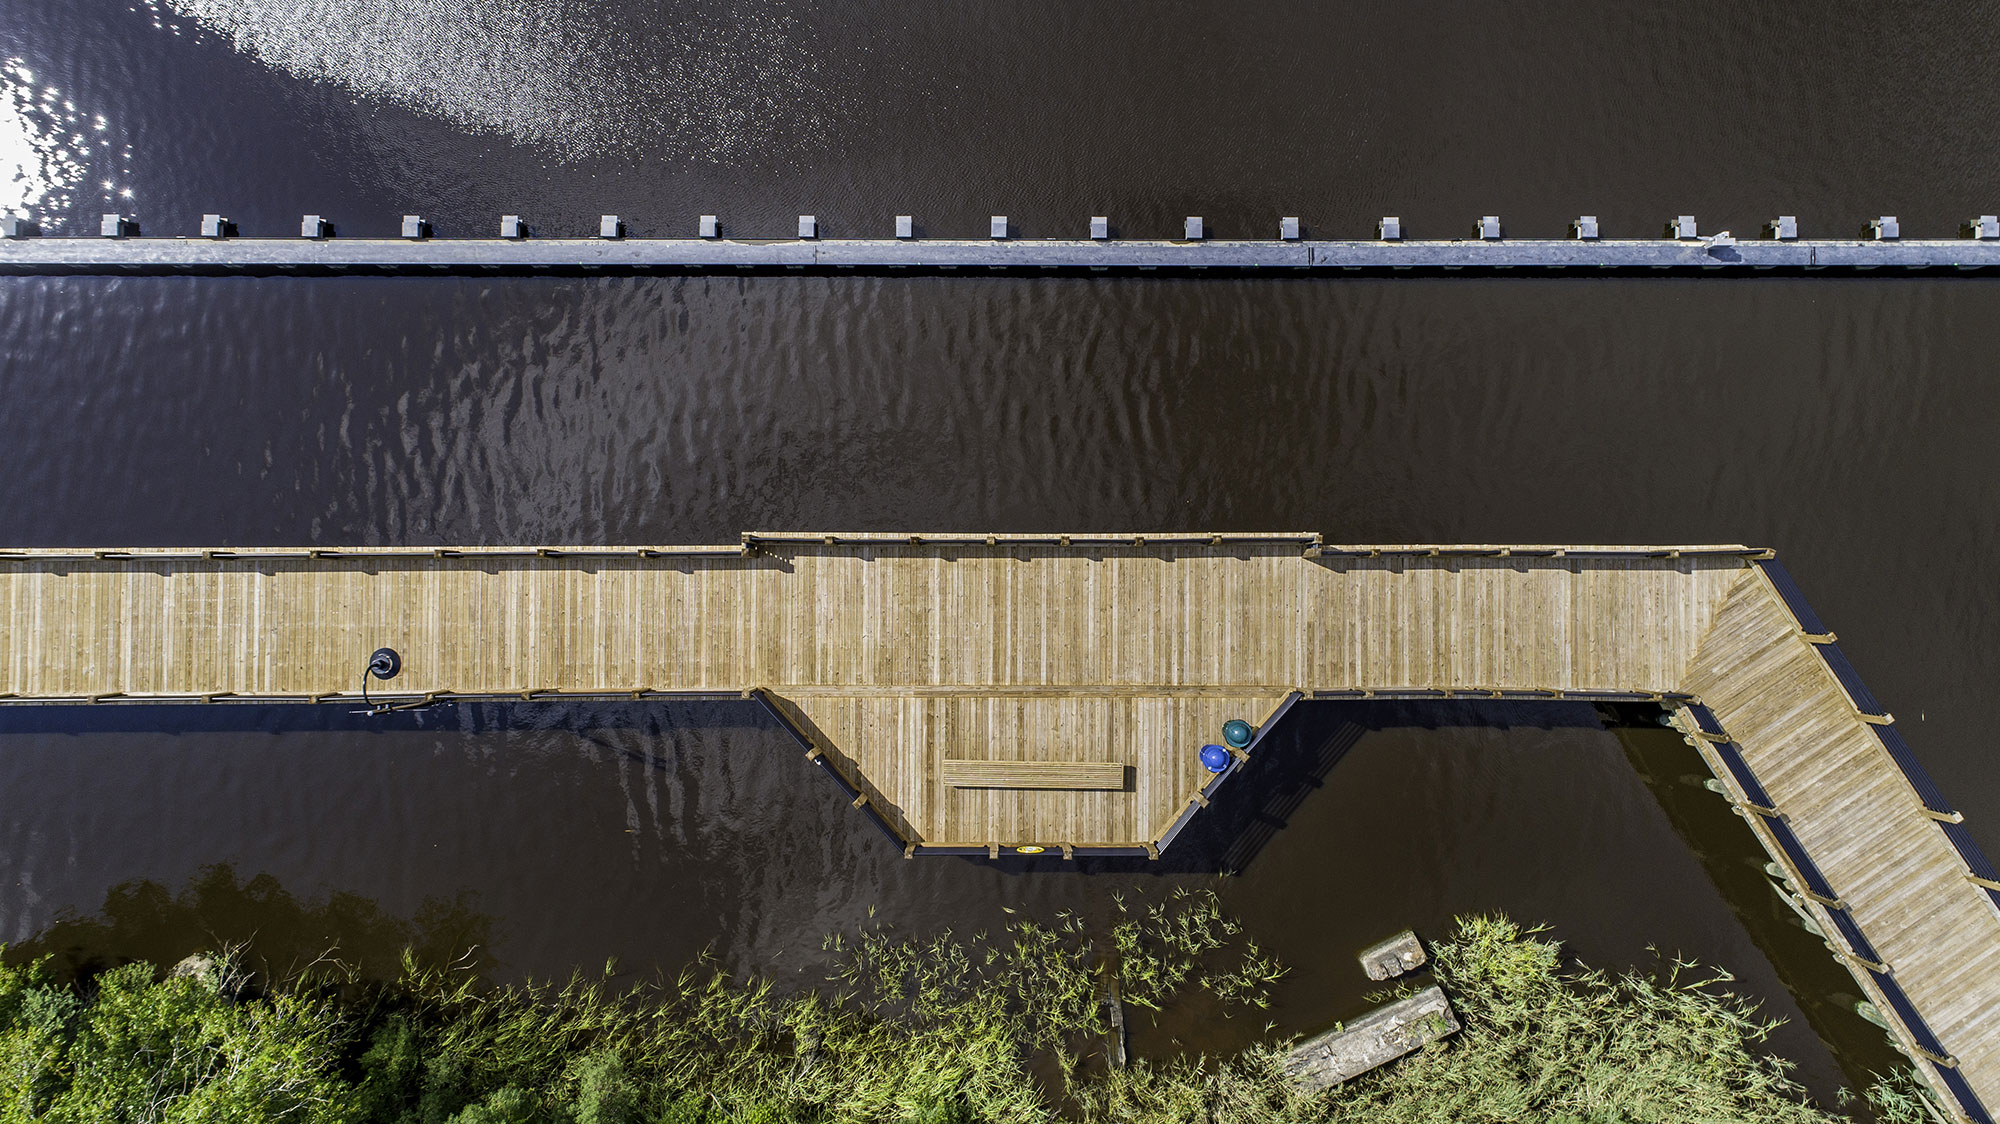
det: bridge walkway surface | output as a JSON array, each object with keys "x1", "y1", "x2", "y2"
[{"x1": 0, "y1": 535, "x2": 1993, "y2": 1120}]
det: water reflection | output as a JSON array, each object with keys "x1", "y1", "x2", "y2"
[
  {"x1": 157, "y1": 0, "x2": 841, "y2": 163},
  {"x1": 0, "y1": 57, "x2": 129, "y2": 220},
  {"x1": 6, "y1": 862, "x2": 495, "y2": 984}
]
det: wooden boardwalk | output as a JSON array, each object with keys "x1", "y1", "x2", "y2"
[{"x1": 0, "y1": 534, "x2": 1993, "y2": 1119}]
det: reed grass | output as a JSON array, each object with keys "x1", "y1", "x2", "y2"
[{"x1": 0, "y1": 902, "x2": 1942, "y2": 1124}]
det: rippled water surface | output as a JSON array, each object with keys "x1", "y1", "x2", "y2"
[{"x1": 5, "y1": 0, "x2": 2000, "y2": 1108}]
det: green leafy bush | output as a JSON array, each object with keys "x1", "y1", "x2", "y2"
[{"x1": 0, "y1": 904, "x2": 1935, "y2": 1124}]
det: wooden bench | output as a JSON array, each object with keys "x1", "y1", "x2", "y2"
[{"x1": 941, "y1": 759, "x2": 1125, "y2": 790}]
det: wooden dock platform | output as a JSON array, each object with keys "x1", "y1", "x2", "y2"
[{"x1": 0, "y1": 534, "x2": 1993, "y2": 1120}]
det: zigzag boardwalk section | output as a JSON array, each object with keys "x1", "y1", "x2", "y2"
[{"x1": 0, "y1": 534, "x2": 1994, "y2": 1120}]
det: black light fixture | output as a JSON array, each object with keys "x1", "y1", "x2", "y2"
[{"x1": 361, "y1": 647, "x2": 401, "y2": 710}]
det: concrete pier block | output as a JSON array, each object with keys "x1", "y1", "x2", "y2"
[
  {"x1": 1378, "y1": 217, "x2": 1401, "y2": 241},
  {"x1": 699, "y1": 215, "x2": 719, "y2": 239},
  {"x1": 1869, "y1": 216, "x2": 1900, "y2": 240},
  {"x1": 400, "y1": 215, "x2": 428, "y2": 239},
  {"x1": 990, "y1": 216, "x2": 1008, "y2": 240},
  {"x1": 1972, "y1": 215, "x2": 2000, "y2": 240},
  {"x1": 301, "y1": 215, "x2": 330, "y2": 239},
  {"x1": 1280, "y1": 217, "x2": 1301, "y2": 240},
  {"x1": 1184, "y1": 216, "x2": 1204, "y2": 240},
  {"x1": 0, "y1": 216, "x2": 37, "y2": 238},
  {"x1": 798, "y1": 215, "x2": 817, "y2": 239},
  {"x1": 99, "y1": 214, "x2": 133, "y2": 238},
  {"x1": 599, "y1": 215, "x2": 623, "y2": 239},
  {"x1": 895, "y1": 215, "x2": 914, "y2": 239},
  {"x1": 499, "y1": 215, "x2": 526, "y2": 240},
  {"x1": 1768, "y1": 215, "x2": 1799, "y2": 240},
  {"x1": 1571, "y1": 215, "x2": 1599, "y2": 240},
  {"x1": 1090, "y1": 216, "x2": 1110, "y2": 240},
  {"x1": 1359, "y1": 930, "x2": 1428, "y2": 980},
  {"x1": 1475, "y1": 216, "x2": 1500, "y2": 240},
  {"x1": 1284, "y1": 986, "x2": 1460, "y2": 1092},
  {"x1": 200, "y1": 214, "x2": 231, "y2": 239},
  {"x1": 1668, "y1": 215, "x2": 1698, "y2": 239}
]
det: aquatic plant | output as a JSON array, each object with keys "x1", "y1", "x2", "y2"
[{"x1": 0, "y1": 902, "x2": 1941, "y2": 1124}]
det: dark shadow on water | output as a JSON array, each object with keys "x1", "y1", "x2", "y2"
[
  {"x1": 1612, "y1": 724, "x2": 1915, "y2": 1103},
  {"x1": 5, "y1": 863, "x2": 496, "y2": 986},
  {"x1": 985, "y1": 698, "x2": 1615, "y2": 876},
  {"x1": 0, "y1": 698, "x2": 790, "y2": 778}
]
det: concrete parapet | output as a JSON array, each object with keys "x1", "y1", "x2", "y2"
[
  {"x1": 1284, "y1": 986, "x2": 1460, "y2": 1092},
  {"x1": 1359, "y1": 930, "x2": 1428, "y2": 980}
]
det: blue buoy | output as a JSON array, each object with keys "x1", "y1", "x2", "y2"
[
  {"x1": 1200, "y1": 744, "x2": 1231, "y2": 773},
  {"x1": 1222, "y1": 719, "x2": 1254, "y2": 748}
]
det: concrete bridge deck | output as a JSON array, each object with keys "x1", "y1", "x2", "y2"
[
  {"x1": 0, "y1": 534, "x2": 1994, "y2": 1120},
  {"x1": 5, "y1": 235, "x2": 2000, "y2": 274}
]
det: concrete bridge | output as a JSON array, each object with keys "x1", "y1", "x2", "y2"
[
  {"x1": 5, "y1": 226, "x2": 2000, "y2": 274},
  {"x1": 0, "y1": 533, "x2": 1993, "y2": 1120}
]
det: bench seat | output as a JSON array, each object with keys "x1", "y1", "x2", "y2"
[{"x1": 941, "y1": 758, "x2": 1125, "y2": 790}]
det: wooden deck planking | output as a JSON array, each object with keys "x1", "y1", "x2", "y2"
[
  {"x1": 1684, "y1": 573, "x2": 2000, "y2": 1111},
  {"x1": 6, "y1": 538, "x2": 2000, "y2": 1113}
]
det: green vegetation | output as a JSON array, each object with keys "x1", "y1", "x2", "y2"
[{"x1": 0, "y1": 901, "x2": 1942, "y2": 1124}]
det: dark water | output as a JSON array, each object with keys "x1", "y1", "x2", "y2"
[{"x1": 6, "y1": 0, "x2": 2000, "y2": 1109}]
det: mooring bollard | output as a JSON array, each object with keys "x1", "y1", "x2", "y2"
[
  {"x1": 200, "y1": 214, "x2": 231, "y2": 239},
  {"x1": 798, "y1": 215, "x2": 817, "y2": 239},
  {"x1": 1868, "y1": 216, "x2": 1899, "y2": 240},
  {"x1": 990, "y1": 216, "x2": 1008, "y2": 240},
  {"x1": 1768, "y1": 215, "x2": 1798, "y2": 240},
  {"x1": 1475, "y1": 215, "x2": 1500, "y2": 240},
  {"x1": 1667, "y1": 215, "x2": 1698, "y2": 240},
  {"x1": 895, "y1": 215, "x2": 913, "y2": 239},
  {"x1": 1379, "y1": 216, "x2": 1402, "y2": 241},
  {"x1": 400, "y1": 215, "x2": 428, "y2": 239},
  {"x1": 1572, "y1": 215, "x2": 1599, "y2": 240},
  {"x1": 99, "y1": 213, "x2": 133, "y2": 238},
  {"x1": 1971, "y1": 215, "x2": 2000, "y2": 240},
  {"x1": 599, "y1": 215, "x2": 623, "y2": 239},
  {"x1": 1280, "y1": 216, "x2": 1301, "y2": 240},
  {"x1": 1090, "y1": 216, "x2": 1110, "y2": 240},
  {"x1": 301, "y1": 214, "x2": 330, "y2": 239},
  {"x1": 1184, "y1": 216, "x2": 1204, "y2": 240},
  {"x1": 499, "y1": 215, "x2": 526, "y2": 240}
]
